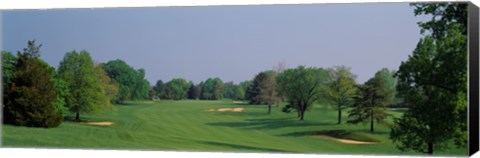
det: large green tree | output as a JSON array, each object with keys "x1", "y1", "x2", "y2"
[
  {"x1": 58, "y1": 50, "x2": 103, "y2": 121},
  {"x1": 163, "y1": 78, "x2": 191, "y2": 100},
  {"x1": 103, "y1": 59, "x2": 149, "y2": 102},
  {"x1": 390, "y1": 3, "x2": 467, "y2": 154},
  {"x1": 200, "y1": 78, "x2": 224, "y2": 100},
  {"x1": 94, "y1": 64, "x2": 119, "y2": 110},
  {"x1": 3, "y1": 41, "x2": 62, "y2": 127},
  {"x1": 324, "y1": 66, "x2": 357, "y2": 124},
  {"x1": 347, "y1": 74, "x2": 392, "y2": 132},
  {"x1": 276, "y1": 66, "x2": 328, "y2": 120}
]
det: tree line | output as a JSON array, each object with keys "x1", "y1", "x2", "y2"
[{"x1": 2, "y1": 41, "x2": 152, "y2": 126}]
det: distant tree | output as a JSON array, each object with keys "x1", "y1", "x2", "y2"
[
  {"x1": 94, "y1": 64, "x2": 119, "y2": 110},
  {"x1": 236, "y1": 80, "x2": 251, "y2": 100},
  {"x1": 187, "y1": 83, "x2": 201, "y2": 100},
  {"x1": 372, "y1": 68, "x2": 399, "y2": 106},
  {"x1": 276, "y1": 66, "x2": 329, "y2": 120},
  {"x1": 2, "y1": 51, "x2": 17, "y2": 87},
  {"x1": 148, "y1": 87, "x2": 157, "y2": 100},
  {"x1": 154, "y1": 80, "x2": 165, "y2": 98},
  {"x1": 390, "y1": 3, "x2": 467, "y2": 154},
  {"x1": 200, "y1": 78, "x2": 224, "y2": 100},
  {"x1": 103, "y1": 59, "x2": 144, "y2": 102},
  {"x1": 347, "y1": 75, "x2": 392, "y2": 132},
  {"x1": 247, "y1": 71, "x2": 280, "y2": 114},
  {"x1": 3, "y1": 41, "x2": 62, "y2": 127},
  {"x1": 163, "y1": 78, "x2": 190, "y2": 100},
  {"x1": 324, "y1": 66, "x2": 357, "y2": 124},
  {"x1": 58, "y1": 50, "x2": 103, "y2": 121},
  {"x1": 223, "y1": 81, "x2": 238, "y2": 99},
  {"x1": 131, "y1": 69, "x2": 151, "y2": 100}
]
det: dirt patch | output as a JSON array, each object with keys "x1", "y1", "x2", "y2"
[
  {"x1": 77, "y1": 121, "x2": 113, "y2": 126},
  {"x1": 206, "y1": 108, "x2": 244, "y2": 112},
  {"x1": 315, "y1": 135, "x2": 378, "y2": 144}
]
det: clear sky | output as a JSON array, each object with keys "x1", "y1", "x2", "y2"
[{"x1": 2, "y1": 3, "x2": 428, "y2": 85}]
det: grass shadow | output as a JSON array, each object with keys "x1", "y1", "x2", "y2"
[
  {"x1": 207, "y1": 117, "x2": 335, "y2": 130},
  {"x1": 279, "y1": 129, "x2": 380, "y2": 142}
]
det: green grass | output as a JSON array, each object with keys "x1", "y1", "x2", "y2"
[{"x1": 2, "y1": 100, "x2": 467, "y2": 156}]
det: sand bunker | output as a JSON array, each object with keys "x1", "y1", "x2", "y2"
[
  {"x1": 316, "y1": 135, "x2": 378, "y2": 144},
  {"x1": 77, "y1": 121, "x2": 113, "y2": 126},
  {"x1": 206, "y1": 108, "x2": 244, "y2": 112}
]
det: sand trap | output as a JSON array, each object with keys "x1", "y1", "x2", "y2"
[
  {"x1": 77, "y1": 121, "x2": 113, "y2": 126},
  {"x1": 316, "y1": 135, "x2": 378, "y2": 144},
  {"x1": 232, "y1": 101, "x2": 246, "y2": 104},
  {"x1": 206, "y1": 108, "x2": 244, "y2": 112}
]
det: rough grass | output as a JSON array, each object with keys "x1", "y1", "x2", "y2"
[{"x1": 2, "y1": 100, "x2": 467, "y2": 156}]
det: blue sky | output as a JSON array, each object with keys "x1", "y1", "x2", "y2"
[{"x1": 2, "y1": 3, "x2": 427, "y2": 85}]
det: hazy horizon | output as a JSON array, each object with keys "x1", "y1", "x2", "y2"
[{"x1": 2, "y1": 3, "x2": 428, "y2": 85}]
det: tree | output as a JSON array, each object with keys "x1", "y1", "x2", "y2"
[
  {"x1": 324, "y1": 66, "x2": 357, "y2": 124},
  {"x1": 236, "y1": 80, "x2": 251, "y2": 100},
  {"x1": 94, "y1": 64, "x2": 119, "y2": 110},
  {"x1": 52, "y1": 78, "x2": 70, "y2": 115},
  {"x1": 148, "y1": 87, "x2": 158, "y2": 100},
  {"x1": 246, "y1": 71, "x2": 280, "y2": 114},
  {"x1": 223, "y1": 81, "x2": 238, "y2": 99},
  {"x1": 103, "y1": 59, "x2": 148, "y2": 102},
  {"x1": 154, "y1": 80, "x2": 165, "y2": 98},
  {"x1": 163, "y1": 78, "x2": 190, "y2": 100},
  {"x1": 3, "y1": 41, "x2": 62, "y2": 127},
  {"x1": 2, "y1": 51, "x2": 17, "y2": 87},
  {"x1": 347, "y1": 75, "x2": 392, "y2": 132},
  {"x1": 276, "y1": 66, "x2": 329, "y2": 120},
  {"x1": 390, "y1": 3, "x2": 467, "y2": 154},
  {"x1": 200, "y1": 78, "x2": 224, "y2": 100},
  {"x1": 187, "y1": 83, "x2": 201, "y2": 100},
  {"x1": 131, "y1": 69, "x2": 151, "y2": 100},
  {"x1": 373, "y1": 68, "x2": 400, "y2": 106},
  {"x1": 58, "y1": 50, "x2": 103, "y2": 121}
]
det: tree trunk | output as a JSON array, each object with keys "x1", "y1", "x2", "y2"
[
  {"x1": 300, "y1": 110, "x2": 305, "y2": 121},
  {"x1": 299, "y1": 104, "x2": 305, "y2": 121},
  {"x1": 370, "y1": 113, "x2": 374, "y2": 132},
  {"x1": 337, "y1": 107, "x2": 342, "y2": 124},
  {"x1": 267, "y1": 104, "x2": 272, "y2": 114},
  {"x1": 297, "y1": 106, "x2": 301, "y2": 118},
  {"x1": 427, "y1": 142, "x2": 433, "y2": 154},
  {"x1": 75, "y1": 112, "x2": 80, "y2": 122}
]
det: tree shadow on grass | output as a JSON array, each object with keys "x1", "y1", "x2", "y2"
[
  {"x1": 207, "y1": 117, "x2": 335, "y2": 130},
  {"x1": 279, "y1": 129, "x2": 380, "y2": 142}
]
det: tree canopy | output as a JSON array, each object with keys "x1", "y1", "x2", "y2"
[
  {"x1": 200, "y1": 78, "x2": 224, "y2": 100},
  {"x1": 103, "y1": 59, "x2": 150, "y2": 102},
  {"x1": 3, "y1": 41, "x2": 62, "y2": 127},
  {"x1": 276, "y1": 66, "x2": 329, "y2": 120},
  {"x1": 390, "y1": 3, "x2": 467, "y2": 154},
  {"x1": 162, "y1": 78, "x2": 191, "y2": 100},
  {"x1": 324, "y1": 66, "x2": 357, "y2": 124},
  {"x1": 57, "y1": 50, "x2": 104, "y2": 121}
]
